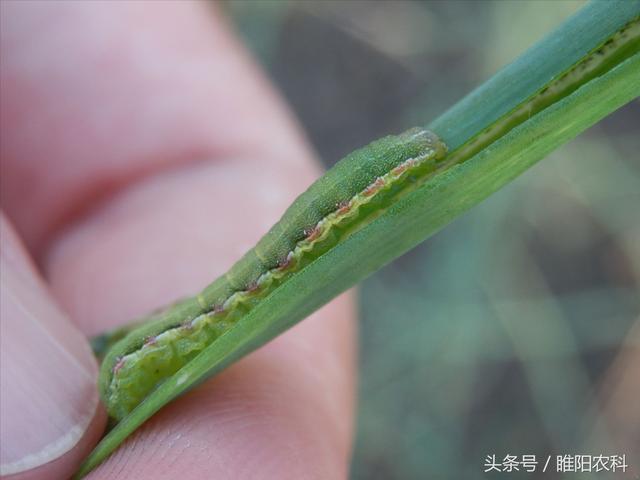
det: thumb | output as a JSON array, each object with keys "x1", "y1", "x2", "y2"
[{"x1": 0, "y1": 215, "x2": 105, "y2": 479}]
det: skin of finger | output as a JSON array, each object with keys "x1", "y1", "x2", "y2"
[
  {"x1": 2, "y1": 413, "x2": 106, "y2": 480},
  {"x1": 0, "y1": 215, "x2": 107, "y2": 480},
  {"x1": 3, "y1": 0, "x2": 356, "y2": 476},
  {"x1": 0, "y1": 0, "x2": 311, "y2": 255},
  {"x1": 46, "y1": 160, "x2": 356, "y2": 479}
]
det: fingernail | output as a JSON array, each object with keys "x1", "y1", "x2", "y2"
[{"x1": 0, "y1": 229, "x2": 99, "y2": 475}]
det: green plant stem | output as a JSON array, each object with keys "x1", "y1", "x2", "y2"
[{"x1": 76, "y1": 1, "x2": 640, "y2": 477}]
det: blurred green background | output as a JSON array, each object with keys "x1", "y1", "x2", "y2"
[{"x1": 225, "y1": 1, "x2": 639, "y2": 478}]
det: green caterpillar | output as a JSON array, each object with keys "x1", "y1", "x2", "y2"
[{"x1": 99, "y1": 127, "x2": 448, "y2": 421}]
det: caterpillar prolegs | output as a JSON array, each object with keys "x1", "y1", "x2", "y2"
[{"x1": 99, "y1": 127, "x2": 448, "y2": 421}]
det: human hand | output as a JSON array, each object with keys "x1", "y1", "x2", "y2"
[{"x1": 0, "y1": 2, "x2": 355, "y2": 479}]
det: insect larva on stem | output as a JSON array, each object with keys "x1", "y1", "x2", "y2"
[{"x1": 98, "y1": 127, "x2": 448, "y2": 422}]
